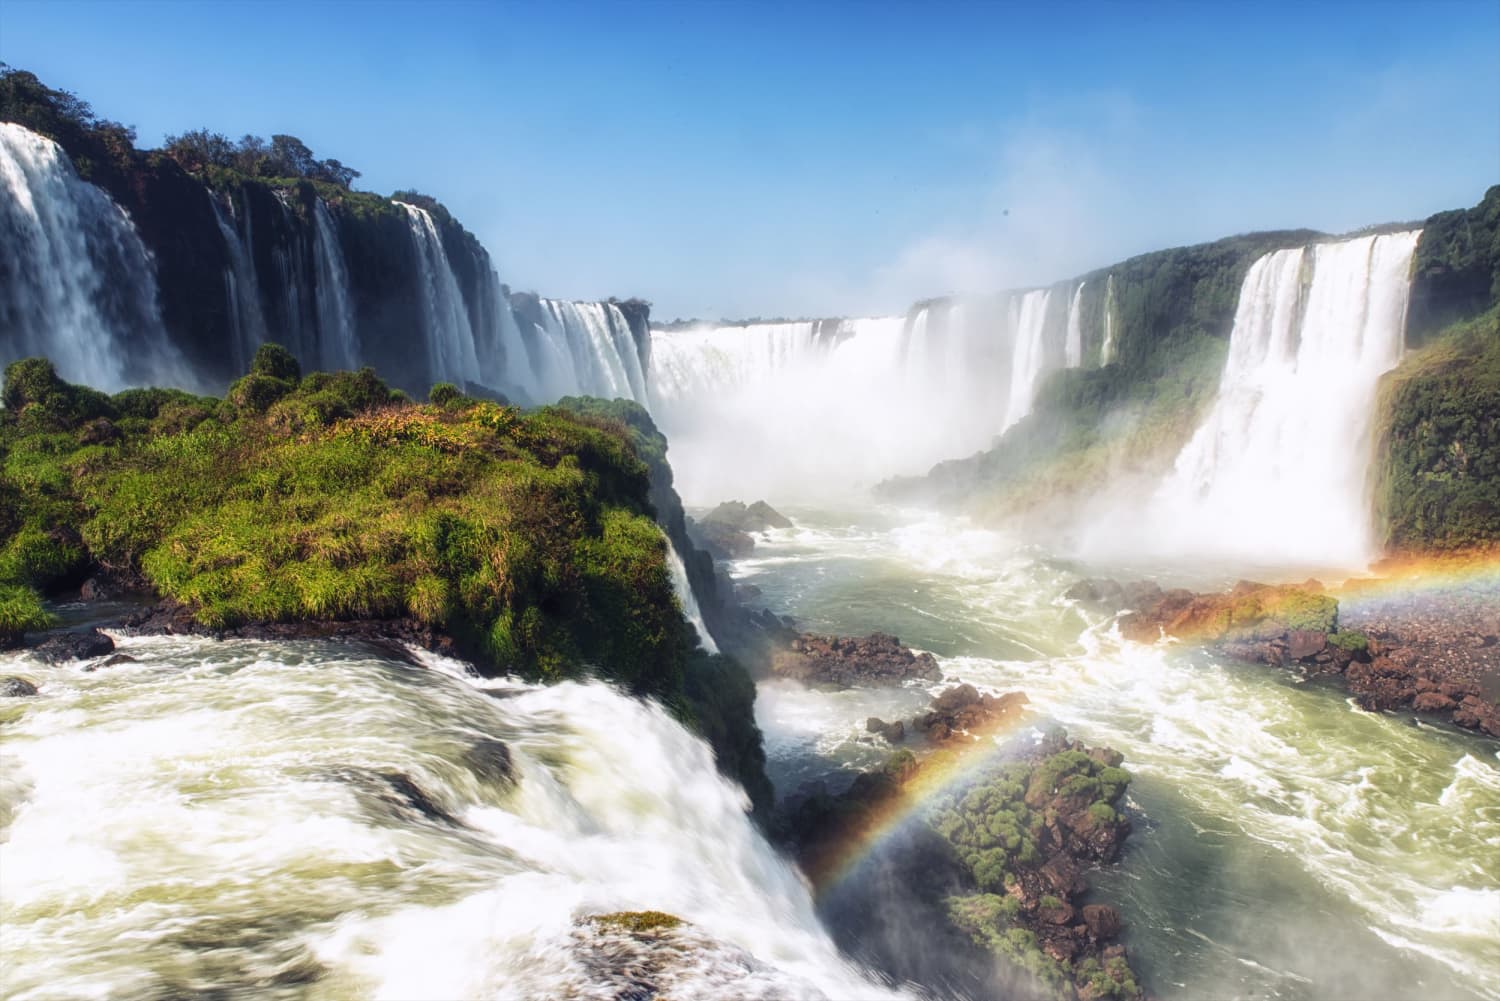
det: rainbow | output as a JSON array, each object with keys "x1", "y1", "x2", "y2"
[
  {"x1": 1339, "y1": 549, "x2": 1500, "y2": 600},
  {"x1": 805, "y1": 711, "x2": 1035, "y2": 896}
]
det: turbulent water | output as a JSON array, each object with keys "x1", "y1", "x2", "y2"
[
  {"x1": 731, "y1": 508, "x2": 1500, "y2": 1001},
  {"x1": 1150, "y1": 231, "x2": 1422, "y2": 569},
  {"x1": 0, "y1": 633, "x2": 897, "y2": 1000},
  {"x1": 0, "y1": 123, "x2": 184, "y2": 391}
]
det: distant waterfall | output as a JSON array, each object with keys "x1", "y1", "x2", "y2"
[
  {"x1": 208, "y1": 192, "x2": 267, "y2": 374},
  {"x1": 1065, "y1": 282, "x2": 1085, "y2": 368},
  {"x1": 1155, "y1": 231, "x2": 1422, "y2": 568},
  {"x1": 0, "y1": 122, "x2": 183, "y2": 391},
  {"x1": 508, "y1": 299, "x2": 651, "y2": 403},
  {"x1": 1003, "y1": 289, "x2": 1052, "y2": 430},
  {"x1": 666, "y1": 541, "x2": 718, "y2": 654},
  {"x1": 1100, "y1": 274, "x2": 1117, "y2": 365},
  {"x1": 311, "y1": 200, "x2": 357, "y2": 371},
  {"x1": 397, "y1": 202, "x2": 482, "y2": 386},
  {"x1": 643, "y1": 293, "x2": 1085, "y2": 501}
]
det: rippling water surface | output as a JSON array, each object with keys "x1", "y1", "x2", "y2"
[{"x1": 738, "y1": 508, "x2": 1500, "y2": 1001}]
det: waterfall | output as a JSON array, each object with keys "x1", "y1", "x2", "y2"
[
  {"x1": 517, "y1": 299, "x2": 650, "y2": 403},
  {"x1": 207, "y1": 191, "x2": 267, "y2": 374},
  {"x1": 0, "y1": 635, "x2": 898, "y2": 999},
  {"x1": 1065, "y1": 281, "x2": 1085, "y2": 368},
  {"x1": 397, "y1": 201, "x2": 482, "y2": 387},
  {"x1": 1154, "y1": 230, "x2": 1422, "y2": 568},
  {"x1": 1002, "y1": 288, "x2": 1053, "y2": 430},
  {"x1": 1100, "y1": 274, "x2": 1117, "y2": 365},
  {"x1": 270, "y1": 192, "x2": 314, "y2": 364},
  {"x1": 0, "y1": 122, "x2": 182, "y2": 391},
  {"x1": 312, "y1": 200, "x2": 357, "y2": 371},
  {"x1": 644, "y1": 294, "x2": 1078, "y2": 502},
  {"x1": 666, "y1": 541, "x2": 718, "y2": 654}
]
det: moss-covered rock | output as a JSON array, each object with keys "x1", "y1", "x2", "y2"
[
  {"x1": 1, "y1": 356, "x2": 774, "y2": 809},
  {"x1": 1374, "y1": 308, "x2": 1500, "y2": 554}
]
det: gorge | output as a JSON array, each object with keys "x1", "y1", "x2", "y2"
[{"x1": 2, "y1": 64, "x2": 1499, "y2": 1001}]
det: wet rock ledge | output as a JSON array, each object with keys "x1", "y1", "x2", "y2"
[
  {"x1": 1070, "y1": 576, "x2": 1500, "y2": 738},
  {"x1": 770, "y1": 631, "x2": 942, "y2": 688}
]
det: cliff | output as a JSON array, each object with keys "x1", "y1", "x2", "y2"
[
  {"x1": 0, "y1": 67, "x2": 651, "y2": 400},
  {"x1": 0, "y1": 350, "x2": 772, "y2": 813}
]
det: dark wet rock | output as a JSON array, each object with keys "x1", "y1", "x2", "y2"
[
  {"x1": 83, "y1": 652, "x2": 139, "y2": 672},
  {"x1": 771, "y1": 632, "x2": 941, "y2": 688},
  {"x1": 916, "y1": 684, "x2": 1029, "y2": 744},
  {"x1": 865, "y1": 717, "x2": 906, "y2": 743},
  {"x1": 1083, "y1": 904, "x2": 1122, "y2": 940},
  {"x1": 463, "y1": 738, "x2": 516, "y2": 787},
  {"x1": 701, "y1": 499, "x2": 792, "y2": 532},
  {"x1": 1287, "y1": 629, "x2": 1327, "y2": 660},
  {"x1": 33, "y1": 628, "x2": 115, "y2": 663},
  {"x1": 687, "y1": 500, "x2": 792, "y2": 562},
  {"x1": 324, "y1": 767, "x2": 459, "y2": 826},
  {"x1": 686, "y1": 517, "x2": 755, "y2": 560},
  {"x1": 1, "y1": 676, "x2": 39, "y2": 698}
]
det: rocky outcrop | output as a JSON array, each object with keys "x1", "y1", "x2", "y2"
[
  {"x1": 1075, "y1": 575, "x2": 1500, "y2": 738},
  {"x1": 780, "y1": 714, "x2": 1140, "y2": 1001},
  {"x1": 686, "y1": 499, "x2": 792, "y2": 561},
  {"x1": 31, "y1": 627, "x2": 115, "y2": 663},
  {"x1": 1, "y1": 676, "x2": 38, "y2": 697},
  {"x1": 916, "y1": 683, "x2": 1030, "y2": 743},
  {"x1": 770, "y1": 632, "x2": 941, "y2": 688}
]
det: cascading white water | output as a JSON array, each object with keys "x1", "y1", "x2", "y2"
[
  {"x1": 667, "y1": 542, "x2": 719, "y2": 654},
  {"x1": 471, "y1": 268, "x2": 541, "y2": 400},
  {"x1": 1065, "y1": 281, "x2": 1085, "y2": 369},
  {"x1": 208, "y1": 192, "x2": 268, "y2": 374},
  {"x1": 529, "y1": 300, "x2": 649, "y2": 403},
  {"x1": 0, "y1": 636, "x2": 895, "y2": 1000},
  {"x1": 397, "y1": 202, "x2": 482, "y2": 387},
  {"x1": 312, "y1": 200, "x2": 358, "y2": 371},
  {"x1": 271, "y1": 192, "x2": 315, "y2": 364},
  {"x1": 1002, "y1": 288, "x2": 1053, "y2": 430},
  {"x1": 1100, "y1": 274, "x2": 1117, "y2": 365},
  {"x1": 0, "y1": 122, "x2": 182, "y2": 391},
  {"x1": 646, "y1": 297, "x2": 1074, "y2": 503},
  {"x1": 1152, "y1": 230, "x2": 1422, "y2": 568}
]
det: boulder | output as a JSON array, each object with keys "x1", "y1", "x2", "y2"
[
  {"x1": 463, "y1": 738, "x2": 516, "y2": 787},
  {"x1": 33, "y1": 628, "x2": 115, "y2": 663},
  {"x1": 1, "y1": 676, "x2": 39, "y2": 698},
  {"x1": 1287, "y1": 630, "x2": 1327, "y2": 660},
  {"x1": 1082, "y1": 904, "x2": 1122, "y2": 940},
  {"x1": 771, "y1": 632, "x2": 942, "y2": 688},
  {"x1": 83, "y1": 653, "x2": 139, "y2": 672}
]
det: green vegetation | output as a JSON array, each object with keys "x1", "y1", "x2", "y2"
[
  {"x1": 927, "y1": 750, "x2": 1129, "y2": 894},
  {"x1": 1375, "y1": 307, "x2": 1500, "y2": 553},
  {"x1": 1077, "y1": 956, "x2": 1143, "y2": 1001},
  {"x1": 1328, "y1": 630, "x2": 1370, "y2": 654},
  {"x1": 587, "y1": 910, "x2": 684, "y2": 934},
  {"x1": 1408, "y1": 186, "x2": 1500, "y2": 344},
  {"x1": 946, "y1": 894, "x2": 1070, "y2": 993},
  {"x1": 0, "y1": 352, "x2": 700, "y2": 699}
]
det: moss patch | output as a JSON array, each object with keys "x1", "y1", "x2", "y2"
[{"x1": 588, "y1": 911, "x2": 684, "y2": 934}]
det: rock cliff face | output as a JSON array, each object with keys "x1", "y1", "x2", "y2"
[{"x1": 0, "y1": 70, "x2": 652, "y2": 401}]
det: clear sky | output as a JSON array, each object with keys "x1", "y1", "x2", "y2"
[{"x1": 2, "y1": 0, "x2": 1497, "y2": 320}]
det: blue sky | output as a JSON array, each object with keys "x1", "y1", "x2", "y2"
[{"x1": 2, "y1": 0, "x2": 1497, "y2": 319}]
